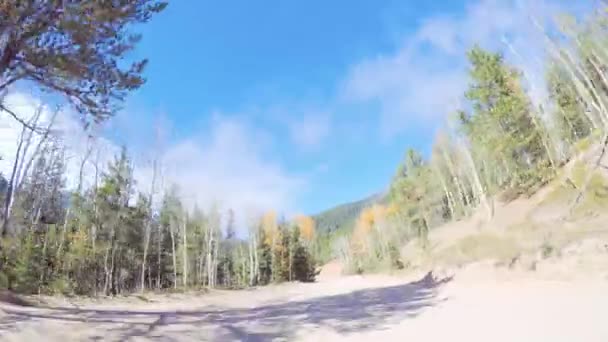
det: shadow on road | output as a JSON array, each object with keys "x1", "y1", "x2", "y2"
[{"x1": 0, "y1": 272, "x2": 452, "y2": 341}]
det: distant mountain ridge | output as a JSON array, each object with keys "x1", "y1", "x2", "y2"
[{"x1": 313, "y1": 191, "x2": 388, "y2": 235}]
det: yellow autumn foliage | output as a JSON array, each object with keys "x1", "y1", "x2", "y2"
[
  {"x1": 295, "y1": 214, "x2": 316, "y2": 242},
  {"x1": 351, "y1": 204, "x2": 392, "y2": 254},
  {"x1": 386, "y1": 203, "x2": 398, "y2": 216},
  {"x1": 67, "y1": 230, "x2": 90, "y2": 257},
  {"x1": 261, "y1": 210, "x2": 280, "y2": 247}
]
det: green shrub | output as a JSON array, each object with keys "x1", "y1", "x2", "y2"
[
  {"x1": 574, "y1": 137, "x2": 593, "y2": 153},
  {"x1": 540, "y1": 241, "x2": 555, "y2": 259},
  {"x1": 48, "y1": 277, "x2": 74, "y2": 296}
]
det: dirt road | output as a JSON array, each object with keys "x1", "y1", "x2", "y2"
[{"x1": 1, "y1": 269, "x2": 607, "y2": 341}]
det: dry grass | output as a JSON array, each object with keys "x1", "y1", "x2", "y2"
[
  {"x1": 574, "y1": 136, "x2": 594, "y2": 153},
  {"x1": 573, "y1": 173, "x2": 608, "y2": 217},
  {"x1": 541, "y1": 182, "x2": 576, "y2": 205},
  {"x1": 393, "y1": 142, "x2": 608, "y2": 276},
  {"x1": 539, "y1": 160, "x2": 608, "y2": 214},
  {"x1": 409, "y1": 216, "x2": 608, "y2": 275},
  {"x1": 571, "y1": 161, "x2": 588, "y2": 186},
  {"x1": 440, "y1": 232, "x2": 521, "y2": 265},
  {"x1": 402, "y1": 231, "x2": 523, "y2": 270}
]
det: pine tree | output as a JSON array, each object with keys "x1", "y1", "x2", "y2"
[
  {"x1": 460, "y1": 46, "x2": 549, "y2": 193},
  {"x1": 0, "y1": 2, "x2": 167, "y2": 127},
  {"x1": 290, "y1": 225, "x2": 317, "y2": 282},
  {"x1": 547, "y1": 63, "x2": 592, "y2": 144}
]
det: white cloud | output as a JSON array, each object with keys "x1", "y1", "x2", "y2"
[
  {"x1": 1, "y1": 93, "x2": 305, "y2": 233},
  {"x1": 287, "y1": 111, "x2": 331, "y2": 149},
  {"x1": 342, "y1": 0, "x2": 584, "y2": 138},
  {"x1": 157, "y1": 115, "x2": 305, "y2": 225}
]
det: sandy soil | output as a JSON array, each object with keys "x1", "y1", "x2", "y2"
[{"x1": 1, "y1": 266, "x2": 607, "y2": 342}]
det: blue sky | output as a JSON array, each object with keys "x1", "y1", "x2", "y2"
[
  {"x1": 111, "y1": 0, "x2": 456, "y2": 215},
  {"x1": 57, "y1": 0, "x2": 594, "y2": 219}
]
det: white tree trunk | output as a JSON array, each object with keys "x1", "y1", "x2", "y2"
[
  {"x1": 206, "y1": 224, "x2": 214, "y2": 287},
  {"x1": 57, "y1": 206, "x2": 70, "y2": 258},
  {"x1": 460, "y1": 142, "x2": 493, "y2": 220},
  {"x1": 182, "y1": 214, "x2": 188, "y2": 287},
  {"x1": 532, "y1": 16, "x2": 608, "y2": 129},
  {"x1": 141, "y1": 160, "x2": 158, "y2": 292},
  {"x1": 2, "y1": 126, "x2": 26, "y2": 235},
  {"x1": 103, "y1": 244, "x2": 111, "y2": 295},
  {"x1": 1, "y1": 107, "x2": 56, "y2": 235},
  {"x1": 248, "y1": 233, "x2": 255, "y2": 286},
  {"x1": 169, "y1": 218, "x2": 177, "y2": 289},
  {"x1": 442, "y1": 147, "x2": 469, "y2": 211},
  {"x1": 253, "y1": 234, "x2": 259, "y2": 284},
  {"x1": 212, "y1": 230, "x2": 219, "y2": 287},
  {"x1": 157, "y1": 222, "x2": 163, "y2": 289}
]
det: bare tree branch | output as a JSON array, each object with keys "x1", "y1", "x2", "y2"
[
  {"x1": 0, "y1": 102, "x2": 44, "y2": 133},
  {"x1": 0, "y1": 72, "x2": 25, "y2": 92},
  {"x1": 15, "y1": 107, "x2": 59, "y2": 195}
]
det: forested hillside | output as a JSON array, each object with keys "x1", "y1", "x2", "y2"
[
  {"x1": 332, "y1": 10, "x2": 608, "y2": 274},
  {"x1": 2, "y1": 2, "x2": 608, "y2": 297},
  {"x1": 4, "y1": 3, "x2": 608, "y2": 341},
  {"x1": 313, "y1": 192, "x2": 386, "y2": 234},
  {"x1": 0, "y1": 2, "x2": 317, "y2": 296},
  {"x1": 309, "y1": 193, "x2": 385, "y2": 264}
]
